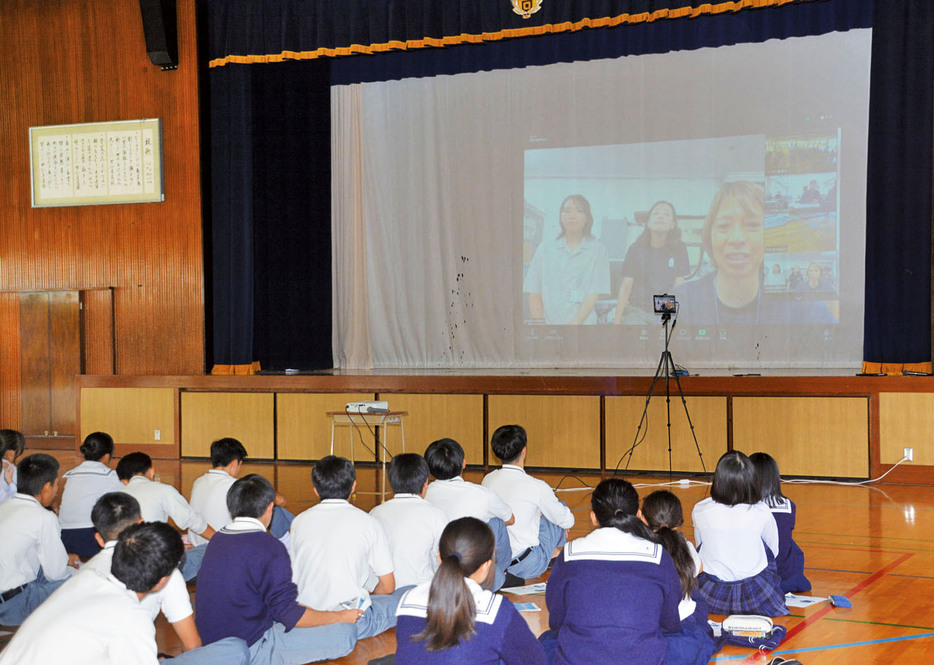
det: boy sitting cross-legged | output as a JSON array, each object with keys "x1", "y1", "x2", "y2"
[
  {"x1": 117, "y1": 452, "x2": 215, "y2": 580},
  {"x1": 0, "y1": 453, "x2": 77, "y2": 625},
  {"x1": 482, "y1": 424, "x2": 574, "y2": 583},
  {"x1": 289, "y1": 456, "x2": 407, "y2": 644},
  {"x1": 369, "y1": 453, "x2": 448, "y2": 588},
  {"x1": 195, "y1": 474, "x2": 359, "y2": 664},
  {"x1": 423, "y1": 438, "x2": 515, "y2": 590}
]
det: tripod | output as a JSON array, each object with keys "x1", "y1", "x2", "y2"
[{"x1": 622, "y1": 308, "x2": 707, "y2": 477}]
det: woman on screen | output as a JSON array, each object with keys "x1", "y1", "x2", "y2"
[
  {"x1": 613, "y1": 200, "x2": 690, "y2": 325},
  {"x1": 674, "y1": 181, "x2": 835, "y2": 325},
  {"x1": 523, "y1": 194, "x2": 610, "y2": 325}
]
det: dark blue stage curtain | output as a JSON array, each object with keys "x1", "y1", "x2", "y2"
[
  {"x1": 862, "y1": 1, "x2": 934, "y2": 372},
  {"x1": 209, "y1": 0, "x2": 929, "y2": 373}
]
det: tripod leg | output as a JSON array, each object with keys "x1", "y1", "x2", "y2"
[
  {"x1": 621, "y1": 350, "x2": 667, "y2": 473},
  {"x1": 670, "y1": 367, "x2": 708, "y2": 476}
]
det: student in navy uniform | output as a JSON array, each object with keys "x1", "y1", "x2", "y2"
[
  {"x1": 395, "y1": 517, "x2": 545, "y2": 665},
  {"x1": 750, "y1": 452, "x2": 811, "y2": 593},
  {"x1": 424, "y1": 438, "x2": 514, "y2": 591},
  {"x1": 0, "y1": 453, "x2": 78, "y2": 625},
  {"x1": 540, "y1": 478, "x2": 681, "y2": 665},
  {"x1": 59, "y1": 431, "x2": 124, "y2": 556},
  {"x1": 196, "y1": 473, "x2": 359, "y2": 664},
  {"x1": 0, "y1": 429, "x2": 26, "y2": 505},
  {"x1": 691, "y1": 451, "x2": 788, "y2": 617},
  {"x1": 642, "y1": 490, "x2": 720, "y2": 665}
]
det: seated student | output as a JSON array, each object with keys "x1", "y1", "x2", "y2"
[
  {"x1": 196, "y1": 474, "x2": 359, "y2": 664},
  {"x1": 188, "y1": 437, "x2": 293, "y2": 548},
  {"x1": 482, "y1": 425, "x2": 574, "y2": 583},
  {"x1": 540, "y1": 478, "x2": 681, "y2": 665},
  {"x1": 369, "y1": 453, "x2": 448, "y2": 588},
  {"x1": 424, "y1": 438, "x2": 515, "y2": 590},
  {"x1": 117, "y1": 452, "x2": 215, "y2": 580},
  {"x1": 0, "y1": 453, "x2": 78, "y2": 625},
  {"x1": 289, "y1": 455, "x2": 405, "y2": 642},
  {"x1": 749, "y1": 452, "x2": 811, "y2": 593},
  {"x1": 0, "y1": 429, "x2": 26, "y2": 505},
  {"x1": 691, "y1": 451, "x2": 788, "y2": 617},
  {"x1": 59, "y1": 431, "x2": 124, "y2": 557},
  {"x1": 83, "y1": 492, "x2": 205, "y2": 655},
  {"x1": 396, "y1": 517, "x2": 546, "y2": 664},
  {"x1": 642, "y1": 490, "x2": 719, "y2": 665},
  {"x1": 0, "y1": 521, "x2": 249, "y2": 665}
]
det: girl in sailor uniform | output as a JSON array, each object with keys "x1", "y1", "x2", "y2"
[
  {"x1": 540, "y1": 478, "x2": 682, "y2": 665},
  {"x1": 395, "y1": 517, "x2": 545, "y2": 664},
  {"x1": 691, "y1": 451, "x2": 789, "y2": 617},
  {"x1": 750, "y1": 452, "x2": 811, "y2": 593},
  {"x1": 642, "y1": 490, "x2": 720, "y2": 665}
]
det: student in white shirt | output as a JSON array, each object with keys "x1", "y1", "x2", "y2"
[
  {"x1": 188, "y1": 437, "x2": 293, "y2": 548},
  {"x1": 83, "y1": 492, "x2": 203, "y2": 655},
  {"x1": 117, "y1": 452, "x2": 215, "y2": 580},
  {"x1": 0, "y1": 453, "x2": 78, "y2": 625},
  {"x1": 59, "y1": 431, "x2": 124, "y2": 557},
  {"x1": 369, "y1": 453, "x2": 447, "y2": 587},
  {"x1": 424, "y1": 438, "x2": 514, "y2": 590},
  {"x1": 0, "y1": 521, "x2": 248, "y2": 665},
  {"x1": 289, "y1": 456, "x2": 406, "y2": 643},
  {"x1": 0, "y1": 429, "x2": 26, "y2": 505},
  {"x1": 482, "y1": 425, "x2": 575, "y2": 584}
]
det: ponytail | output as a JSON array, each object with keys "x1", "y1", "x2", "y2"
[
  {"x1": 80, "y1": 431, "x2": 114, "y2": 462},
  {"x1": 414, "y1": 517, "x2": 495, "y2": 651},
  {"x1": 654, "y1": 526, "x2": 696, "y2": 598},
  {"x1": 592, "y1": 478, "x2": 661, "y2": 544},
  {"x1": 642, "y1": 490, "x2": 695, "y2": 598}
]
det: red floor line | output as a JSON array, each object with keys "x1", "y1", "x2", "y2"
[{"x1": 782, "y1": 552, "x2": 914, "y2": 643}]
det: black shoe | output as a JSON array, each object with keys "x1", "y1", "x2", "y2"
[{"x1": 502, "y1": 572, "x2": 526, "y2": 588}]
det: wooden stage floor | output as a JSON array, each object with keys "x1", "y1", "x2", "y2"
[{"x1": 3, "y1": 451, "x2": 934, "y2": 663}]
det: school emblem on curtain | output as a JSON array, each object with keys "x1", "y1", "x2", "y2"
[{"x1": 511, "y1": 0, "x2": 542, "y2": 19}]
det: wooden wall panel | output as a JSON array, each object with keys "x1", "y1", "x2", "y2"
[
  {"x1": 277, "y1": 393, "x2": 376, "y2": 462},
  {"x1": 605, "y1": 396, "x2": 728, "y2": 474},
  {"x1": 383, "y1": 394, "x2": 485, "y2": 464},
  {"x1": 181, "y1": 393, "x2": 275, "y2": 459},
  {"x1": 488, "y1": 395, "x2": 601, "y2": 469},
  {"x1": 0, "y1": 0, "x2": 205, "y2": 431},
  {"x1": 733, "y1": 397, "x2": 868, "y2": 477},
  {"x1": 0, "y1": 295, "x2": 22, "y2": 428},
  {"x1": 82, "y1": 289, "x2": 115, "y2": 375},
  {"x1": 80, "y1": 387, "x2": 176, "y2": 451},
  {"x1": 879, "y1": 393, "x2": 934, "y2": 465}
]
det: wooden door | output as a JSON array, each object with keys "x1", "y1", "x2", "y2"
[{"x1": 19, "y1": 292, "x2": 82, "y2": 447}]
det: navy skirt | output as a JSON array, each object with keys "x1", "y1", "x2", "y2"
[{"x1": 695, "y1": 556, "x2": 788, "y2": 617}]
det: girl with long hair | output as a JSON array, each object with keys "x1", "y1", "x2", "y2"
[
  {"x1": 614, "y1": 201, "x2": 690, "y2": 325},
  {"x1": 395, "y1": 517, "x2": 544, "y2": 664},
  {"x1": 642, "y1": 490, "x2": 719, "y2": 665},
  {"x1": 540, "y1": 478, "x2": 681, "y2": 665},
  {"x1": 749, "y1": 452, "x2": 811, "y2": 593}
]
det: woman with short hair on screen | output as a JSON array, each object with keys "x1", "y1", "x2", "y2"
[
  {"x1": 614, "y1": 200, "x2": 691, "y2": 325},
  {"x1": 523, "y1": 194, "x2": 611, "y2": 325},
  {"x1": 673, "y1": 181, "x2": 835, "y2": 325}
]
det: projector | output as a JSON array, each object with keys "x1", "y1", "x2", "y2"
[{"x1": 345, "y1": 401, "x2": 390, "y2": 414}]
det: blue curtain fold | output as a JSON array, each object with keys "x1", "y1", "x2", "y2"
[{"x1": 863, "y1": 1, "x2": 934, "y2": 364}]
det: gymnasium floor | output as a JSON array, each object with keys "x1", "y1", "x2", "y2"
[{"x1": 3, "y1": 452, "x2": 934, "y2": 663}]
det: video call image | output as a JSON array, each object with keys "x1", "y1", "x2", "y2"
[{"x1": 522, "y1": 133, "x2": 841, "y2": 331}]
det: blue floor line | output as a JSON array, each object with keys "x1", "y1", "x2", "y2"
[{"x1": 713, "y1": 631, "x2": 934, "y2": 661}]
